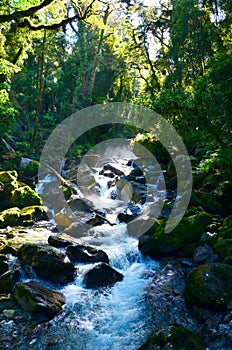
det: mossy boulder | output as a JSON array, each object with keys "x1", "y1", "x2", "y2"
[
  {"x1": 214, "y1": 239, "x2": 232, "y2": 259},
  {"x1": 0, "y1": 207, "x2": 21, "y2": 228},
  {"x1": 20, "y1": 158, "x2": 39, "y2": 178},
  {"x1": 11, "y1": 185, "x2": 41, "y2": 208},
  {"x1": 0, "y1": 170, "x2": 18, "y2": 184},
  {"x1": 18, "y1": 244, "x2": 75, "y2": 285},
  {"x1": 184, "y1": 263, "x2": 232, "y2": 310},
  {"x1": 0, "y1": 205, "x2": 46, "y2": 228},
  {"x1": 139, "y1": 326, "x2": 204, "y2": 350},
  {"x1": 139, "y1": 212, "x2": 212, "y2": 258},
  {"x1": 12, "y1": 281, "x2": 65, "y2": 320},
  {"x1": 19, "y1": 206, "x2": 47, "y2": 222},
  {"x1": 0, "y1": 170, "x2": 42, "y2": 211},
  {"x1": 191, "y1": 190, "x2": 226, "y2": 215}
]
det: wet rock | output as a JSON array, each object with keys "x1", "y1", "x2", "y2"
[
  {"x1": 0, "y1": 207, "x2": 21, "y2": 229},
  {"x1": 139, "y1": 326, "x2": 204, "y2": 350},
  {"x1": 139, "y1": 212, "x2": 212, "y2": 258},
  {"x1": 84, "y1": 263, "x2": 123, "y2": 288},
  {"x1": 0, "y1": 259, "x2": 8, "y2": 276},
  {"x1": 0, "y1": 171, "x2": 42, "y2": 223},
  {"x1": 54, "y1": 209, "x2": 74, "y2": 228},
  {"x1": 67, "y1": 245, "x2": 109, "y2": 264},
  {"x1": 129, "y1": 167, "x2": 143, "y2": 177},
  {"x1": 86, "y1": 214, "x2": 105, "y2": 226},
  {"x1": 20, "y1": 158, "x2": 39, "y2": 178},
  {"x1": 193, "y1": 244, "x2": 215, "y2": 264},
  {"x1": 19, "y1": 206, "x2": 47, "y2": 223},
  {"x1": 0, "y1": 269, "x2": 20, "y2": 294},
  {"x1": 184, "y1": 263, "x2": 232, "y2": 310},
  {"x1": 12, "y1": 281, "x2": 65, "y2": 320},
  {"x1": 67, "y1": 195, "x2": 93, "y2": 213},
  {"x1": 102, "y1": 163, "x2": 124, "y2": 176},
  {"x1": 18, "y1": 244, "x2": 75, "y2": 284},
  {"x1": 65, "y1": 221, "x2": 94, "y2": 238},
  {"x1": 118, "y1": 205, "x2": 142, "y2": 223},
  {"x1": 48, "y1": 235, "x2": 73, "y2": 248},
  {"x1": 99, "y1": 169, "x2": 115, "y2": 178},
  {"x1": 0, "y1": 296, "x2": 15, "y2": 312},
  {"x1": 11, "y1": 185, "x2": 41, "y2": 209}
]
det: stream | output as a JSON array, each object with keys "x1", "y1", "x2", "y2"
[{"x1": 3, "y1": 155, "x2": 163, "y2": 350}]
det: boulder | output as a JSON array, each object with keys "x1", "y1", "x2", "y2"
[
  {"x1": 0, "y1": 171, "x2": 42, "y2": 212},
  {"x1": 20, "y1": 158, "x2": 39, "y2": 178},
  {"x1": 0, "y1": 269, "x2": 20, "y2": 294},
  {"x1": 84, "y1": 263, "x2": 123, "y2": 288},
  {"x1": 118, "y1": 205, "x2": 142, "y2": 223},
  {"x1": 139, "y1": 326, "x2": 204, "y2": 350},
  {"x1": 86, "y1": 214, "x2": 105, "y2": 226},
  {"x1": 214, "y1": 239, "x2": 232, "y2": 259},
  {"x1": 184, "y1": 263, "x2": 232, "y2": 310},
  {"x1": 67, "y1": 195, "x2": 93, "y2": 213},
  {"x1": 102, "y1": 164, "x2": 124, "y2": 176},
  {"x1": 0, "y1": 207, "x2": 21, "y2": 228},
  {"x1": 0, "y1": 170, "x2": 18, "y2": 184},
  {"x1": 193, "y1": 244, "x2": 215, "y2": 264},
  {"x1": 0, "y1": 206, "x2": 46, "y2": 229},
  {"x1": 18, "y1": 244, "x2": 75, "y2": 285},
  {"x1": 19, "y1": 206, "x2": 47, "y2": 222},
  {"x1": 11, "y1": 185, "x2": 41, "y2": 208},
  {"x1": 67, "y1": 244, "x2": 109, "y2": 264},
  {"x1": 12, "y1": 281, "x2": 65, "y2": 320},
  {"x1": 139, "y1": 212, "x2": 212, "y2": 258},
  {"x1": 55, "y1": 209, "x2": 74, "y2": 228},
  {"x1": 48, "y1": 235, "x2": 73, "y2": 248},
  {"x1": 191, "y1": 190, "x2": 226, "y2": 215},
  {"x1": 129, "y1": 167, "x2": 143, "y2": 177}
]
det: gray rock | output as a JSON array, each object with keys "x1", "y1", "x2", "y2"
[
  {"x1": 193, "y1": 244, "x2": 215, "y2": 264},
  {"x1": 18, "y1": 244, "x2": 75, "y2": 285},
  {"x1": 12, "y1": 281, "x2": 65, "y2": 320},
  {"x1": 0, "y1": 269, "x2": 20, "y2": 294},
  {"x1": 67, "y1": 244, "x2": 109, "y2": 264},
  {"x1": 84, "y1": 263, "x2": 123, "y2": 288}
]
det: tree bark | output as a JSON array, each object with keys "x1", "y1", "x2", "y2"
[{"x1": 31, "y1": 30, "x2": 47, "y2": 149}]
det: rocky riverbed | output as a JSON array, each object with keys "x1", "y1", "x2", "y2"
[{"x1": 0, "y1": 152, "x2": 232, "y2": 349}]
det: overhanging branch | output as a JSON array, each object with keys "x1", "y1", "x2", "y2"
[{"x1": 0, "y1": 0, "x2": 55, "y2": 24}]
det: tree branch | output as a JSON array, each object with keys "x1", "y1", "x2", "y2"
[{"x1": 0, "y1": 0, "x2": 55, "y2": 24}]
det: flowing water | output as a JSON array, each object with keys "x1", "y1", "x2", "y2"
[{"x1": 15, "y1": 159, "x2": 161, "y2": 350}]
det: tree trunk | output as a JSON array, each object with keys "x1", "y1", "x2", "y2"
[{"x1": 31, "y1": 30, "x2": 46, "y2": 149}]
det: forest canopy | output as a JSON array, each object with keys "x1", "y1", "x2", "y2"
[{"x1": 0, "y1": 0, "x2": 231, "y2": 155}]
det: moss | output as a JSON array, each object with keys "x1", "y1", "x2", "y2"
[
  {"x1": 184, "y1": 263, "x2": 232, "y2": 310},
  {"x1": 191, "y1": 190, "x2": 225, "y2": 215},
  {"x1": 62, "y1": 186, "x2": 72, "y2": 200},
  {"x1": 11, "y1": 185, "x2": 41, "y2": 208},
  {"x1": 22, "y1": 160, "x2": 39, "y2": 178},
  {"x1": 139, "y1": 211, "x2": 212, "y2": 257},
  {"x1": 169, "y1": 326, "x2": 204, "y2": 350},
  {"x1": 139, "y1": 327, "x2": 204, "y2": 350},
  {"x1": 20, "y1": 206, "x2": 47, "y2": 222},
  {"x1": 0, "y1": 207, "x2": 21, "y2": 228},
  {"x1": 214, "y1": 239, "x2": 232, "y2": 258},
  {"x1": 0, "y1": 171, "x2": 18, "y2": 183}
]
